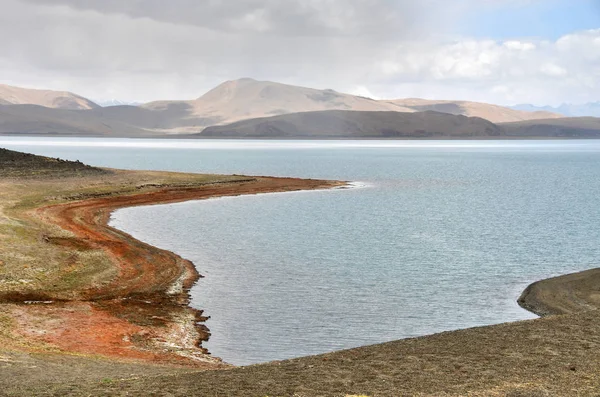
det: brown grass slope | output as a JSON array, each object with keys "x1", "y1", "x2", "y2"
[
  {"x1": 0, "y1": 147, "x2": 108, "y2": 178},
  {"x1": 200, "y1": 110, "x2": 504, "y2": 138},
  {"x1": 385, "y1": 98, "x2": 561, "y2": 123},
  {"x1": 33, "y1": 270, "x2": 600, "y2": 397},
  {"x1": 0, "y1": 84, "x2": 98, "y2": 110}
]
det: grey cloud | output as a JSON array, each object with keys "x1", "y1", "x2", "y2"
[
  {"x1": 19, "y1": 0, "x2": 438, "y2": 38},
  {"x1": 1, "y1": 0, "x2": 441, "y2": 78}
]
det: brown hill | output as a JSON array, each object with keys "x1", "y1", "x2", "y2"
[
  {"x1": 0, "y1": 84, "x2": 99, "y2": 110},
  {"x1": 500, "y1": 117, "x2": 600, "y2": 137},
  {"x1": 87, "y1": 103, "x2": 218, "y2": 133},
  {"x1": 134, "y1": 78, "x2": 412, "y2": 133},
  {"x1": 384, "y1": 98, "x2": 562, "y2": 123},
  {"x1": 0, "y1": 105, "x2": 155, "y2": 137},
  {"x1": 200, "y1": 110, "x2": 504, "y2": 138}
]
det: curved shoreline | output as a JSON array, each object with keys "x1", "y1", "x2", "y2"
[
  {"x1": 38, "y1": 174, "x2": 598, "y2": 364},
  {"x1": 16, "y1": 176, "x2": 345, "y2": 365},
  {"x1": 518, "y1": 268, "x2": 600, "y2": 317},
  {"x1": 3, "y1": 170, "x2": 600, "y2": 394}
]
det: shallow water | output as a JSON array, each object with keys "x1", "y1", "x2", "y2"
[{"x1": 3, "y1": 137, "x2": 600, "y2": 365}]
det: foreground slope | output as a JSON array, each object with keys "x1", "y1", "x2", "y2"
[
  {"x1": 40, "y1": 309, "x2": 600, "y2": 396},
  {"x1": 200, "y1": 110, "x2": 503, "y2": 138},
  {"x1": 0, "y1": 84, "x2": 98, "y2": 110}
]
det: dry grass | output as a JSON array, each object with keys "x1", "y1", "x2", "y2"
[
  {"x1": 0, "y1": 163, "x2": 246, "y2": 299},
  {"x1": 3, "y1": 148, "x2": 600, "y2": 396}
]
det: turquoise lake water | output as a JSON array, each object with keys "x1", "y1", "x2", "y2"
[{"x1": 2, "y1": 138, "x2": 600, "y2": 365}]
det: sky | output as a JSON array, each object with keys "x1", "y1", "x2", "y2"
[{"x1": 0, "y1": 0, "x2": 598, "y2": 106}]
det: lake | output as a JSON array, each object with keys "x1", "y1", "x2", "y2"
[{"x1": 2, "y1": 137, "x2": 600, "y2": 365}]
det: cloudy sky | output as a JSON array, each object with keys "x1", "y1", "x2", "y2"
[{"x1": 1, "y1": 0, "x2": 599, "y2": 105}]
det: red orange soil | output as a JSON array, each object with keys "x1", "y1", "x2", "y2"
[{"x1": 19, "y1": 176, "x2": 344, "y2": 366}]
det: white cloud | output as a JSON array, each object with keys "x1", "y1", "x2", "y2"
[
  {"x1": 503, "y1": 41, "x2": 536, "y2": 51},
  {"x1": 0, "y1": 0, "x2": 596, "y2": 106},
  {"x1": 540, "y1": 63, "x2": 567, "y2": 77},
  {"x1": 368, "y1": 30, "x2": 599, "y2": 105}
]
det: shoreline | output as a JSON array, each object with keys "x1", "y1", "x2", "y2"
[
  {"x1": 1, "y1": 173, "x2": 345, "y2": 366},
  {"x1": 37, "y1": 175, "x2": 346, "y2": 365},
  {"x1": 19, "y1": 172, "x2": 597, "y2": 365},
  {"x1": 518, "y1": 267, "x2": 600, "y2": 317},
  {"x1": 3, "y1": 170, "x2": 600, "y2": 393},
  {"x1": 30, "y1": 267, "x2": 600, "y2": 396}
]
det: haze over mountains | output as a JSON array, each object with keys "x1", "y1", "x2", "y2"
[
  {"x1": 384, "y1": 98, "x2": 560, "y2": 124},
  {"x1": 0, "y1": 78, "x2": 598, "y2": 138},
  {"x1": 511, "y1": 103, "x2": 600, "y2": 118}
]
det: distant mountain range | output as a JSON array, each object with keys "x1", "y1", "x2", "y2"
[
  {"x1": 511, "y1": 103, "x2": 600, "y2": 117},
  {"x1": 0, "y1": 84, "x2": 98, "y2": 110},
  {"x1": 201, "y1": 110, "x2": 504, "y2": 138},
  {"x1": 201, "y1": 110, "x2": 600, "y2": 139},
  {"x1": 135, "y1": 78, "x2": 560, "y2": 132},
  {"x1": 0, "y1": 78, "x2": 598, "y2": 139},
  {"x1": 382, "y1": 98, "x2": 559, "y2": 123}
]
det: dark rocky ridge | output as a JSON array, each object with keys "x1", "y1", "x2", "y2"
[
  {"x1": 200, "y1": 110, "x2": 504, "y2": 138},
  {"x1": 0, "y1": 147, "x2": 109, "y2": 178}
]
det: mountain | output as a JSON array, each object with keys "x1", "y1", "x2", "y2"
[
  {"x1": 202, "y1": 110, "x2": 600, "y2": 139},
  {"x1": 0, "y1": 84, "x2": 99, "y2": 110},
  {"x1": 500, "y1": 117, "x2": 600, "y2": 138},
  {"x1": 103, "y1": 78, "x2": 560, "y2": 133},
  {"x1": 200, "y1": 110, "x2": 504, "y2": 138},
  {"x1": 385, "y1": 98, "x2": 561, "y2": 123},
  {"x1": 511, "y1": 103, "x2": 600, "y2": 118},
  {"x1": 0, "y1": 79, "x2": 576, "y2": 137},
  {"x1": 0, "y1": 105, "x2": 155, "y2": 137},
  {"x1": 133, "y1": 78, "x2": 413, "y2": 133}
]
